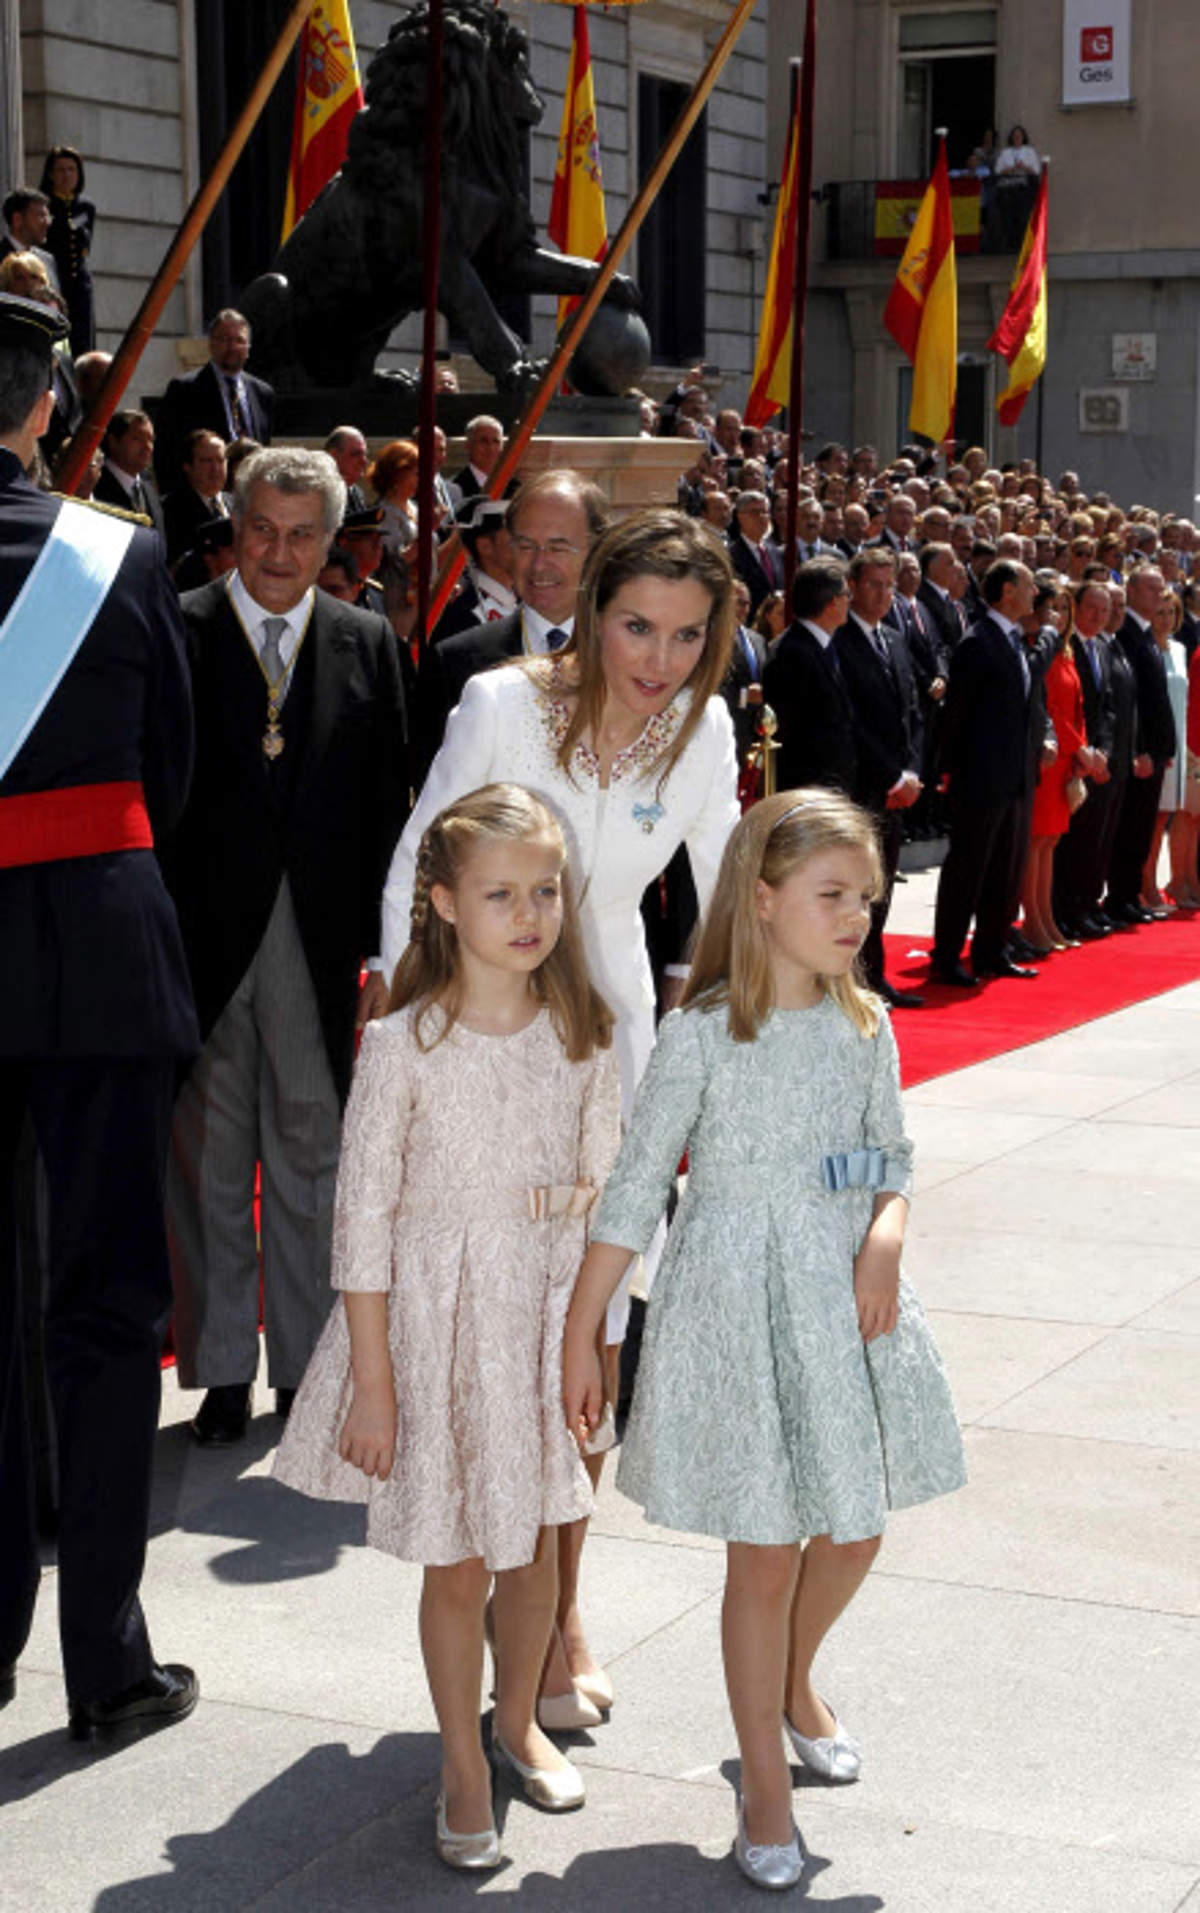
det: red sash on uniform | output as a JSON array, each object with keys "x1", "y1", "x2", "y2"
[{"x1": 0, "y1": 781, "x2": 153, "y2": 869}]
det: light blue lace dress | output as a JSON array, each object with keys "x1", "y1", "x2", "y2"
[{"x1": 592, "y1": 999, "x2": 966, "y2": 1546}]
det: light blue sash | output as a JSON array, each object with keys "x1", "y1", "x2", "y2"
[{"x1": 0, "y1": 499, "x2": 134, "y2": 781}]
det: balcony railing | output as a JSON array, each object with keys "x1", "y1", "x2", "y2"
[{"x1": 822, "y1": 177, "x2": 1021, "y2": 262}]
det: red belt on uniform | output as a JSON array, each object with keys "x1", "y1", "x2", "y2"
[{"x1": 0, "y1": 781, "x2": 154, "y2": 869}]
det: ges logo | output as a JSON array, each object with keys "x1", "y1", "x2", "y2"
[{"x1": 1080, "y1": 25, "x2": 1113, "y2": 61}]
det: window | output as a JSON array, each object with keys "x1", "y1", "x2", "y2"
[
  {"x1": 637, "y1": 75, "x2": 707, "y2": 363},
  {"x1": 896, "y1": 7, "x2": 997, "y2": 174}
]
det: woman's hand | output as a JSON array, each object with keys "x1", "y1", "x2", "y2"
[{"x1": 338, "y1": 1379, "x2": 397, "y2": 1479}]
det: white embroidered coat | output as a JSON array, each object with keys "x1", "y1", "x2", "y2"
[{"x1": 382, "y1": 661, "x2": 741, "y2": 1115}]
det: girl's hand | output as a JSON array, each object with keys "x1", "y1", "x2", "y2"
[
  {"x1": 563, "y1": 1333, "x2": 605, "y2": 1452},
  {"x1": 338, "y1": 1380, "x2": 397, "y2": 1480},
  {"x1": 853, "y1": 1238, "x2": 900, "y2": 1342}
]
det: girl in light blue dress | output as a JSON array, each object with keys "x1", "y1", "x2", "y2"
[{"x1": 563, "y1": 788, "x2": 965, "y2": 1891}]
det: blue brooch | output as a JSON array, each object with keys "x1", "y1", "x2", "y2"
[{"x1": 632, "y1": 800, "x2": 666, "y2": 835}]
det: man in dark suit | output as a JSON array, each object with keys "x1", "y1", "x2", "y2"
[
  {"x1": 931, "y1": 560, "x2": 1041, "y2": 984},
  {"x1": 154, "y1": 309, "x2": 273, "y2": 492},
  {"x1": 0, "y1": 293, "x2": 198, "y2": 1739},
  {"x1": 722, "y1": 578, "x2": 768, "y2": 764},
  {"x1": 868, "y1": 492, "x2": 917, "y2": 557},
  {"x1": 161, "y1": 448, "x2": 409, "y2": 1446},
  {"x1": 414, "y1": 470, "x2": 608, "y2": 787},
  {"x1": 1106, "y1": 564, "x2": 1177, "y2": 921},
  {"x1": 450, "y1": 413, "x2": 517, "y2": 500},
  {"x1": 322, "y1": 425, "x2": 369, "y2": 514},
  {"x1": 835, "y1": 547, "x2": 926, "y2": 1007},
  {"x1": 434, "y1": 494, "x2": 517, "y2": 642},
  {"x1": 94, "y1": 408, "x2": 165, "y2": 539},
  {"x1": 162, "y1": 428, "x2": 229, "y2": 566},
  {"x1": 727, "y1": 490, "x2": 783, "y2": 615},
  {"x1": 1055, "y1": 580, "x2": 1118, "y2": 938},
  {"x1": 762, "y1": 555, "x2": 857, "y2": 796}
]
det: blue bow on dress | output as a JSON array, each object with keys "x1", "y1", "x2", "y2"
[
  {"x1": 632, "y1": 800, "x2": 666, "y2": 834},
  {"x1": 821, "y1": 1147, "x2": 887, "y2": 1193}
]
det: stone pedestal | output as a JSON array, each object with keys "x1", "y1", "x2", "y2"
[{"x1": 498, "y1": 436, "x2": 695, "y2": 515}]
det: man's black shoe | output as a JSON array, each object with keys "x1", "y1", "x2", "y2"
[
  {"x1": 275, "y1": 1387, "x2": 296, "y2": 1419},
  {"x1": 69, "y1": 1663, "x2": 198, "y2": 1744},
  {"x1": 930, "y1": 960, "x2": 978, "y2": 988},
  {"x1": 190, "y1": 1383, "x2": 252, "y2": 1447},
  {"x1": 1077, "y1": 914, "x2": 1111, "y2": 939},
  {"x1": 1007, "y1": 933, "x2": 1040, "y2": 963},
  {"x1": 0, "y1": 1664, "x2": 15, "y2": 1708},
  {"x1": 976, "y1": 957, "x2": 1039, "y2": 980},
  {"x1": 1098, "y1": 906, "x2": 1134, "y2": 932},
  {"x1": 879, "y1": 982, "x2": 926, "y2": 1008}
]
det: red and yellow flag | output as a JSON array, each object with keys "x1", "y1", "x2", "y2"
[
  {"x1": 547, "y1": 6, "x2": 608, "y2": 331},
  {"x1": 744, "y1": 88, "x2": 800, "y2": 429},
  {"x1": 883, "y1": 136, "x2": 957, "y2": 444},
  {"x1": 988, "y1": 169, "x2": 1049, "y2": 425},
  {"x1": 282, "y1": 1, "x2": 364, "y2": 243}
]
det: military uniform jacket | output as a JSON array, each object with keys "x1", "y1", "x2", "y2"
[{"x1": 0, "y1": 448, "x2": 198, "y2": 1058}]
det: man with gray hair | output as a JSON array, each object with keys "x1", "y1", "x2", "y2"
[{"x1": 160, "y1": 447, "x2": 410, "y2": 1446}]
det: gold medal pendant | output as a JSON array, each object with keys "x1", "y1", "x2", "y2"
[{"x1": 262, "y1": 724, "x2": 284, "y2": 760}]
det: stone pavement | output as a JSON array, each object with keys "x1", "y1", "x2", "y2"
[{"x1": 4, "y1": 868, "x2": 1199, "y2": 1911}]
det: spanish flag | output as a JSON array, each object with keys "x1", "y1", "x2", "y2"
[
  {"x1": 744, "y1": 85, "x2": 800, "y2": 428},
  {"x1": 883, "y1": 135, "x2": 957, "y2": 444},
  {"x1": 988, "y1": 168, "x2": 1049, "y2": 425},
  {"x1": 547, "y1": 6, "x2": 608, "y2": 331},
  {"x1": 282, "y1": 1, "x2": 364, "y2": 243}
]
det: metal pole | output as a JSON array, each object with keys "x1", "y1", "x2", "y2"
[
  {"x1": 784, "y1": 4, "x2": 817, "y2": 606},
  {"x1": 56, "y1": 0, "x2": 313, "y2": 495},
  {"x1": 415, "y1": 0, "x2": 444, "y2": 650},
  {"x1": 429, "y1": 0, "x2": 762, "y2": 628}
]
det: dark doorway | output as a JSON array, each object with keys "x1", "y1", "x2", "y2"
[
  {"x1": 930, "y1": 55, "x2": 996, "y2": 169},
  {"x1": 194, "y1": 1, "x2": 299, "y2": 316},
  {"x1": 637, "y1": 75, "x2": 706, "y2": 363}
]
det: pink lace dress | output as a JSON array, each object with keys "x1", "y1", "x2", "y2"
[{"x1": 274, "y1": 1004, "x2": 622, "y2": 1571}]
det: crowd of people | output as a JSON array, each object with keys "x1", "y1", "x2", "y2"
[{"x1": 1, "y1": 272, "x2": 1194, "y2": 1891}]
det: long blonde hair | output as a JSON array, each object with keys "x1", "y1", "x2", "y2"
[
  {"x1": 682, "y1": 788, "x2": 884, "y2": 1041},
  {"x1": 387, "y1": 783, "x2": 613, "y2": 1060},
  {"x1": 550, "y1": 508, "x2": 735, "y2": 793}
]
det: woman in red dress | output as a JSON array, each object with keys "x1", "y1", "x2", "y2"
[{"x1": 1022, "y1": 582, "x2": 1094, "y2": 951}]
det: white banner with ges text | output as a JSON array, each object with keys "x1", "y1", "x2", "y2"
[{"x1": 1062, "y1": 0, "x2": 1132, "y2": 105}]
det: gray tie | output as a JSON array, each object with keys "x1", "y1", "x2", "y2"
[{"x1": 261, "y1": 616, "x2": 287, "y2": 689}]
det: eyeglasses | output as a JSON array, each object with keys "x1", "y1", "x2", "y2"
[{"x1": 510, "y1": 537, "x2": 582, "y2": 561}]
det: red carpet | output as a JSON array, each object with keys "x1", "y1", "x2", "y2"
[{"x1": 886, "y1": 912, "x2": 1200, "y2": 1087}]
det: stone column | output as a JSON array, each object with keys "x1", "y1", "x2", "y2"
[{"x1": 0, "y1": 0, "x2": 23, "y2": 191}]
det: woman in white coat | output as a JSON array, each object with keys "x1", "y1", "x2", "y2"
[{"x1": 381, "y1": 508, "x2": 740, "y2": 1717}]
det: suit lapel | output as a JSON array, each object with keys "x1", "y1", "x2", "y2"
[{"x1": 294, "y1": 595, "x2": 358, "y2": 805}]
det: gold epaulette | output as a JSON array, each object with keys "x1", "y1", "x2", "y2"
[{"x1": 50, "y1": 492, "x2": 152, "y2": 528}]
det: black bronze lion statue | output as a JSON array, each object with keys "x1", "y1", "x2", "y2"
[{"x1": 240, "y1": 0, "x2": 639, "y2": 392}]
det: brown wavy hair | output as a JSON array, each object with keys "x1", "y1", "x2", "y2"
[
  {"x1": 367, "y1": 438, "x2": 419, "y2": 499},
  {"x1": 682, "y1": 788, "x2": 884, "y2": 1041},
  {"x1": 387, "y1": 783, "x2": 613, "y2": 1060},
  {"x1": 546, "y1": 509, "x2": 735, "y2": 794}
]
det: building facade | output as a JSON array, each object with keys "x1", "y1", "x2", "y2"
[
  {"x1": 766, "y1": 0, "x2": 1200, "y2": 512},
  {"x1": 10, "y1": 0, "x2": 769, "y2": 409}
]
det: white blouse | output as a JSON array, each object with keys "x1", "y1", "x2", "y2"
[
  {"x1": 381, "y1": 660, "x2": 740, "y2": 1114},
  {"x1": 995, "y1": 143, "x2": 1040, "y2": 178}
]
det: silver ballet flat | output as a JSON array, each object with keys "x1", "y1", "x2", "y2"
[
  {"x1": 492, "y1": 1732, "x2": 585, "y2": 1811},
  {"x1": 434, "y1": 1795, "x2": 502, "y2": 1871},
  {"x1": 571, "y1": 1666, "x2": 614, "y2": 1713},
  {"x1": 536, "y1": 1686, "x2": 603, "y2": 1733},
  {"x1": 734, "y1": 1799, "x2": 804, "y2": 1891},
  {"x1": 784, "y1": 1707, "x2": 861, "y2": 1782}
]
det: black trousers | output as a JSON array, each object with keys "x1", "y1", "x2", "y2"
[
  {"x1": 1055, "y1": 775, "x2": 1120, "y2": 921},
  {"x1": 861, "y1": 807, "x2": 903, "y2": 992},
  {"x1": 932, "y1": 796, "x2": 1022, "y2": 972},
  {"x1": 0, "y1": 1058, "x2": 175, "y2": 1703},
  {"x1": 1106, "y1": 765, "x2": 1166, "y2": 908}
]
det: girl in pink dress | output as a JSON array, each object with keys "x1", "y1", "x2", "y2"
[{"x1": 276, "y1": 784, "x2": 620, "y2": 1872}]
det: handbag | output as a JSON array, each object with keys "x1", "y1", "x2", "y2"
[{"x1": 1065, "y1": 774, "x2": 1089, "y2": 814}]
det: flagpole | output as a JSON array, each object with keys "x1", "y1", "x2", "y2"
[
  {"x1": 783, "y1": 0, "x2": 817, "y2": 607},
  {"x1": 1035, "y1": 156, "x2": 1048, "y2": 475},
  {"x1": 56, "y1": 0, "x2": 313, "y2": 495},
  {"x1": 429, "y1": 0, "x2": 761, "y2": 629},
  {"x1": 415, "y1": 0, "x2": 445, "y2": 651}
]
